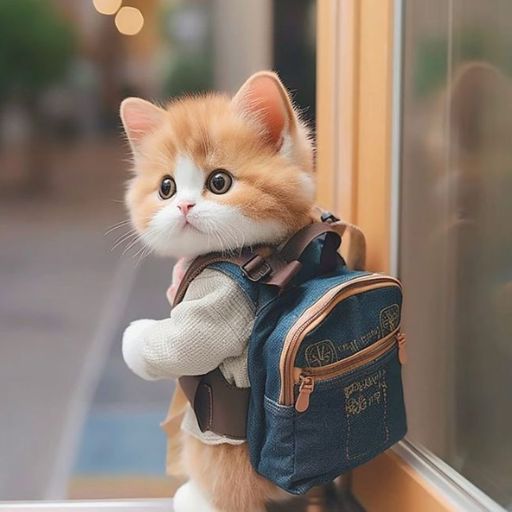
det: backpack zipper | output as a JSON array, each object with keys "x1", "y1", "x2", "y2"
[
  {"x1": 278, "y1": 274, "x2": 402, "y2": 406},
  {"x1": 294, "y1": 328, "x2": 405, "y2": 412}
]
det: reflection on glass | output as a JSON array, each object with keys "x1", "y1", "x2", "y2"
[{"x1": 400, "y1": 0, "x2": 512, "y2": 507}]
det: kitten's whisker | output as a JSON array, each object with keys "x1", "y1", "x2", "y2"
[
  {"x1": 111, "y1": 231, "x2": 138, "y2": 252},
  {"x1": 207, "y1": 220, "x2": 226, "y2": 253},
  {"x1": 105, "y1": 220, "x2": 131, "y2": 236},
  {"x1": 203, "y1": 222, "x2": 214, "y2": 251},
  {"x1": 122, "y1": 236, "x2": 143, "y2": 255},
  {"x1": 131, "y1": 244, "x2": 146, "y2": 260},
  {"x1": 217, "y1": 222, "x2": 243, "y2": 255},
  {"x1": 135, "y1": 245, "x2": 153, "y2": 267},
  {"x1": 131, "y1": 240, "x2": 154, "y2": 263},
  {"x1": 112, "y1": 229, "x2": 135, "y2": 243},
  {"x1": 207, "y1": 219, "x2": 228, "y2": 253}
]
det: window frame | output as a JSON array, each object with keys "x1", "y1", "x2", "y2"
[{"x1": 316, "y1": 0, "x2": 507, "y2": 510}]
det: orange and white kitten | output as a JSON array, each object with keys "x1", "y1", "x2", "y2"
[{"x1": 120, "y1": 71, "x2": 315, "y2": 512}]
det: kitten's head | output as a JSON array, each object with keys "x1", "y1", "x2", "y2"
[{"x1": 120, "y1": 71, "x2": 315, "y2": 258}]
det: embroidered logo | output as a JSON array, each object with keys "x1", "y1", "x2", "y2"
[
  {"x1": 379, "y1": 304, "x2": 400, "y2": 336},
  {"x1": 305, "y1": 340, "x2": 337, "y2": 367},
  {"x1": 344, "y1": 368, "x2": 390, "y2": 460}
]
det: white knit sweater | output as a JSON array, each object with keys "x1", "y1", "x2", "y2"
[{"x1": 122, "y1": 268, "x2": 255, "y2": 445}]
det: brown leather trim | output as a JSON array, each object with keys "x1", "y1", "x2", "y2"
[
  {"x1": 278, "y1": 223, "x2": 340, "y2": 263},
  {"x1": 172, "y1": 253, "x2": 247, "y2": 306},
  {"x1": 179, "y1": 370, "x2": 250, "y2": 440},
  {"x1": 310, "y1": 206, "x2": 366, "y2": 270}
]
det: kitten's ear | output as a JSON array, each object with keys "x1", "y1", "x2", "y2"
[
  {"x1": 232, "y1": 71, "x2": 297, "y2": 150},
  {"x1": 120, "y1": 98, "x2": 166, "y2": 150}
]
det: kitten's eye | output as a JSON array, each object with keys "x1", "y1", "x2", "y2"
[
  {"x1": 207, "y1": 169, "x2": 233, "y2": 195},
  {"x1": 159, "y1": 175, "x2": 176, "y2": 200}
]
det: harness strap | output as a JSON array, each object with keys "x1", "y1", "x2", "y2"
[
  {"x1": 173, "y1": 253, "x2": 248, "y2": 306},
  {"x1": 173, "y1": 222, "x2": 342, "y2": 305},
  {"x1": 179, "y1": 368, "x2": 250, "y2": 439}
]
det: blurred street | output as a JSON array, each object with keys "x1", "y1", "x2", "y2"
[
  {"x1": 0, "y1": 139, "x2": 174, "y2": 499},
  {"x1": 0, "y1": 0, "x2": 316, "y2": 502}
]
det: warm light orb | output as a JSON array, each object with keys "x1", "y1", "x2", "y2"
[
  {"x1": 115, "y1": 6, "x2": 144, "y2": 36},
  {"x1": 92, "y1": 0, "x2": 122, "y2": 16}
]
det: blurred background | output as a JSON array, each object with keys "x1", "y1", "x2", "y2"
[{"x1": 0, "y1": 0, "x2": 316, "y2": 501}]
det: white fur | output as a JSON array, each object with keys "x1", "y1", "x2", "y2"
[
  {"x1": 279, "y1": 134, "x2": 315, "y2": 202},
  {"x1": 174, "y1": 481, "x2": 218, "y2": 512},
  {"x1": 141, "y1": 155, "x2": 289, "y2": 258},
  {"x1": 122, "y1": 319, "x2": 158, "y2": 380},
  {"x1": 174, "y1": 155, "x2": 205, "y2": 204},
  {"x1": 297, "y1": 171, "x2": 316, "y2": 203},
  {"x1": 279, "y1": 132, "x2": 293, "y2": 160}
]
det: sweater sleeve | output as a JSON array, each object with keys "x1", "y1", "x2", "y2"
[{"x1": 138, "y1": 268, "x2": 255, "y2": 379}]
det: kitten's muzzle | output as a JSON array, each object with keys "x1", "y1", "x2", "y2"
[{"x1": 177, "y1": 201, "x2": 195, "y2": 216}]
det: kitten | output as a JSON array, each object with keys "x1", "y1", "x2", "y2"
[{"x1": 120, "y1": 71, "x2": 315, "y2": 512}]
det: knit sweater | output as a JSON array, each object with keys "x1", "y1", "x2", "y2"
[{"x1": 122, "y1": 268, "x2": 255, "y2": 445}]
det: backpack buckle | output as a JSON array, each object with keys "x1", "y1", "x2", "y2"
[
  {"x1": 320, "y1": 211, "x2": 340, "y2": 224},
  {"x1": 241, "y1": 255, "x2": 272, "y2": 282}
]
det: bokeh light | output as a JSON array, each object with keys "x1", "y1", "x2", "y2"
[
  {"x1": 92, "y1": 0, "x2": 122, "y2": 16},
  {"x1": 115, "y1": 6, "x2": 144, "y2": 36}
]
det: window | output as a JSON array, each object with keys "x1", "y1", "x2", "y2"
[{"x1": 399, "y1": 0, "x2": 512, "y2": 508}]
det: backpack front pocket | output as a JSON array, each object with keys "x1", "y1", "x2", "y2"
[
  {"x1": 257, "y1": 396, "x2": 296, "y2": 491},
  {"x1": 278, "y1": 274, "x2": 402, "y2": 407},
  {"x1": 291, "y1": 339, "x2": 406, "y2": 492}
]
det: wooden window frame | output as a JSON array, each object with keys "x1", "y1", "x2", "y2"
[{"x1": 317, "y1": 0, "x2": 396, "y2": 272}]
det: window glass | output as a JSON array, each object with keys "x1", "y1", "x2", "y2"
[{"x1": 399, "y1": 0, "x2": 512, "y2": 507}]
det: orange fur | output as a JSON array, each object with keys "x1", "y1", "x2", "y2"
[
  {"x1": 181, "y1": 433, "x2": 287, "y2": 512},
  {"x1": 125, "y1": 90, "x2": 314, "y2": 241}
]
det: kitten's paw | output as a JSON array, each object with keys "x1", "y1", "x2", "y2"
[
  {"x1": 122, "y1": 319, "x2": 157, "y2": 380},
  {"x1": 174, "y1": 482, "x2": 218, "y2": 512}
]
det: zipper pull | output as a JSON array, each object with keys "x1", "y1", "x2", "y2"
[
  {"x1": 397, "y1": 332, "x2": 407, "y2": 364},
  {"x1": 295, "y1": 375, "x2": 315, "y2": 413}
]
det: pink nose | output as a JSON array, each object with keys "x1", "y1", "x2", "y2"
[{"x1": 177, "y1": 201, "x2": 195, "y2": 215}]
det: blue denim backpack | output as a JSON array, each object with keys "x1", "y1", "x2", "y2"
[{"x1": 176, "y1": 212, "x2": 407, "y2": 495}]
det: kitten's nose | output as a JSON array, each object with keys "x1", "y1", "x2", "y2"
[{"x1": 177, "y1": 201, "x2": 195, "y2": 215}]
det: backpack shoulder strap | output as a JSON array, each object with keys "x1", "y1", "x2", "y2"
[
  {"x1": 173, "y1": 253, "x2": 246, "y2": 306},
  {"x1": 173, "y1": 252, "x2": 256, "y2": 440},
  {"x1": 310, "y1": 206, "x2": 366, "y2": 270},
  {"x1": 208, "y1": 260, "x2": 260, "y2": 306},
  {"x1": 173, "y1": 216, "x2": 346, "y2": 306}
]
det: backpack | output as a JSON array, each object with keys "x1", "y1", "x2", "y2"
[{"x1": 172, "y1": 211, "x2": 407, "y2": 495}]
